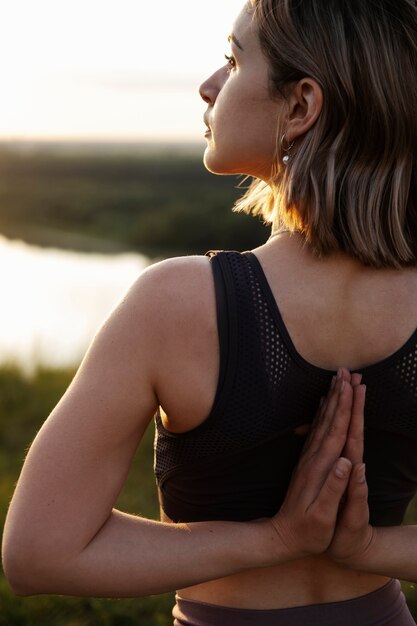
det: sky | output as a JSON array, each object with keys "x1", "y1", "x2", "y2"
[{"x1": 0, "y1": 0, "x2": 245, "y2": 143}]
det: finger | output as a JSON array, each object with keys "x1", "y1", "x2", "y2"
[
  {"x1": 311, "y1": 456, "x2": 352, "y2": 520},
  {"x1": 307, "y1": 373, "x2": 347, "y2": 449},
  {"x1": 309, "y1": 380, "x2": 353, "y2": 461},
  {"x1": 321, "y1": 369, "x2": 352, "y2": 425},
  {"x1": 315, "y1": 378, "x2": 336, "y2": 421},
  {"x1": 351, "y1": 372, "x2": 362, "y2": 387},
  {"x1": 319, "y1": 368, "x2": 350, "y2": 418},
  {"x1": 337, "y1": 463, "x2": 369, "y2": 531},
  {"x1": 314, "y1": 395, "x2": 327, "y2": 423},
  {"x1": 343, "y1": 384, "x2": 366, "y2": 464},
  {"x1": 339, "y1": 368, "x2": 352, "y2": 384},
  {"x1": 302, "y1": 394, "x2": 329, "y2": 451}
]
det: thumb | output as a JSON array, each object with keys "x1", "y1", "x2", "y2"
[
  {"x1": 338, "y1": 463, "x2": 369, "y2": 530},
  {"x1": 315, "y1": 457, "x2": 352, "y2": 519}
]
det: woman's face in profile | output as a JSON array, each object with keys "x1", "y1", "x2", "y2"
[{"x1": 199, "y1": 3, "x2": 283, "y2": 181}]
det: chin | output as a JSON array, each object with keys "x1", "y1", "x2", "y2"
[
  {"x1": 203, "y1": 143, "x2": 274, "y2": 180},
  {"x1": 203, "y1": 146, "x2": 245, "y2": 177}
]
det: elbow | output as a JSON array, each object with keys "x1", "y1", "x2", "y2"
[
  {"x1": 2, "y1": 509, "x2": 47, "y2": 595},
  {"x1": 4, "y1": 575, "x2": 36, "y2": 598},
  {"x1": 2, "y1": 551, "x2": 37, "y2": 597},
  {"x1": 2, "y1": 537, "x2": 54, "y2": 597}
]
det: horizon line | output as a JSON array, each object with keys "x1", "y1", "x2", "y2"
[{"x1": 0, "y1": 137, "x2": 205, "y2": 145}]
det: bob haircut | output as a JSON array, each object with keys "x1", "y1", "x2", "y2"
[{"x1": 235, "y1": 0, "x2": 417, "y2": 268}]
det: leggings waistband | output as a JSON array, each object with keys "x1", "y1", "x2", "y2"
[{"x1": 173, "y1": 579, "x2": 416, "y2": 626}]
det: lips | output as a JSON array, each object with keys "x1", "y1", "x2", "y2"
[{"x1": 203, "y1": 115, "x2": 211, "y2": 133}]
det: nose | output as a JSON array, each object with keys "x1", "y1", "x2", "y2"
[{"x1": 199, "y1": 68, "x2": 224, "y2": 105}]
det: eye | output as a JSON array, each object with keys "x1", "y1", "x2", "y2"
[{"x1": 224, "y1": 53, "x2": 236, "y2": 71}]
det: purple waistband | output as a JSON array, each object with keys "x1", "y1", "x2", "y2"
[{"x1": 173, "y1": 579, "x2": 416, "y2": 626}]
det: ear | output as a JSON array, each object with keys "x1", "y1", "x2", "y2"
[{"x1": 286, "y1": 78, "x2": 323, "y2": 141}]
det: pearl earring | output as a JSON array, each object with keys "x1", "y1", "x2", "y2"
[{"x1": 281, "y1": 133, "x2": 295, "y2": 165}]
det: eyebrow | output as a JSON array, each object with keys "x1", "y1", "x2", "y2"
[{"x1": 228, "y1": 34, "x2": 244, "y2": 51}]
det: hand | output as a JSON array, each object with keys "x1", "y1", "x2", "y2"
[
  {"x1": 327, "y1": 381, "x2": 376, "y2": 568},
  {"x1": 269, "y1": 370, "x2": 354, "y2": 561}
]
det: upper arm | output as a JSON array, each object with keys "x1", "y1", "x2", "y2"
[{"x1": 3, "y1": 257, "x2": 198, "y2": 570}]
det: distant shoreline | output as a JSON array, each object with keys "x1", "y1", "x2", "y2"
[
  {"x1": 0, "y1": 143, "x2": 268, "y2": 260},
  {"x1": 0, "y1": 139, "x2": 205, "y2": 158},
  {"x1": 0, "y1": 224, "x2": 171, "y2": 261}
]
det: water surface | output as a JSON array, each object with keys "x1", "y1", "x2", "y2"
[{"x1": 0, "y1": 234, "x2": 151, "y2": 370}]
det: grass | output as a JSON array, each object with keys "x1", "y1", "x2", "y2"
[
  {"x1": 0, "y1": 364, "x2": 174, "y2": 625},
  {"x1": 1, "y1": 365, "x2": 417, "y2": 624}
]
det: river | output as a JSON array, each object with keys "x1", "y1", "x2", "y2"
[{"x1": 0, "y1": 234, "x2": 152, "y2": 371}]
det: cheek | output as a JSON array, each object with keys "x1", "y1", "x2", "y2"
[
  {"x1": 204, "y1": 83, "x2": 280, "y2": 176},
  {"x1": 215, "y1": 82, "x2": 279, "y2": 138},
  {"x1": 211, "y1": 83, "x2": 242, "y2": 127},
  {"x1": 203, "y1": 123, "x2": 277, "y2": 177}
]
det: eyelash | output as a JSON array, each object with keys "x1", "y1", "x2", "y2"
[{"x1": 224, "y1": 53, "x2": 236, "y2": 70}]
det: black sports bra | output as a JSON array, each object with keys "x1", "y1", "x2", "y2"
[{"x1": 154, "y1": 250, "x2": 417, "y2": 526}]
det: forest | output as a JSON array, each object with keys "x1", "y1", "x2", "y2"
[{"x1": 0, "y1": 142, "x2": 270, "y2": 258}]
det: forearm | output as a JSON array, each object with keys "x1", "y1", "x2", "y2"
[
  {"x1": 14, "y1": 510, "x2": 283, "y2": 598},
  {"x1": 5, "y1": 373, "x2": 357, "y2": 598},
  {"x1": 347, "y1": 525, "x2": 417, "y2": 582}
]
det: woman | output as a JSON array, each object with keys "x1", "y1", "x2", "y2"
[{"x1": 3, "y1": 0, "x2": 417, "y2": 624}]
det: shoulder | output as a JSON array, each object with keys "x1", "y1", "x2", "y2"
[
  {"x1": 127, "y1": 255, "x2": 220, "y2": 408},
  {"x1": 112, "y1": 254, "x2": 218, "y2": 363},
  {"x1": 68, "y1": 254, "x2": 219, "y2": 421},
  {"x1": 140, "y1": 253, "x2": 213, "y2": 292},
  {"x1": 130, "y1": 254, "x2": 215, "y2": 318}
]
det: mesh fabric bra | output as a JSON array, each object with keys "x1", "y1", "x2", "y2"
[{"x1": 154, "y1": 250, "x2": 417, "y2": 526}]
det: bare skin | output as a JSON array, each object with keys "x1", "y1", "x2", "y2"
[
  {"x1": 167, "y1": 231, "x2": 417, "y2": 608},
  {"x1": 3, "y1": 231, "x2": 417, "y2": 603},
  {"x1": 4, "y1": 1, "x2": 417, "y2": 608}
]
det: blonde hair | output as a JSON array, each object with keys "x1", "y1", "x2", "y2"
[{"x1": 235, "y1": 0, "x2": 417, "y2": 268}]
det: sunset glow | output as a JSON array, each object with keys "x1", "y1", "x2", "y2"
[{"x1": 1, "y1": 1, "x2": 244, "y2": 142}]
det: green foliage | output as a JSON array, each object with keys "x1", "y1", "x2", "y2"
[
  {"x1": 0, "y1": 143, "x2": 269, "y2": 257},
  {"x1": 2, "y1": 365, "x2": 417, "y2": 623},
  {"x1": 0, "y1": 578, "x2": 174, "y2": 626},
  {"x1": 0, "y1": 365, "x2": 174, "y2": 625}
]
